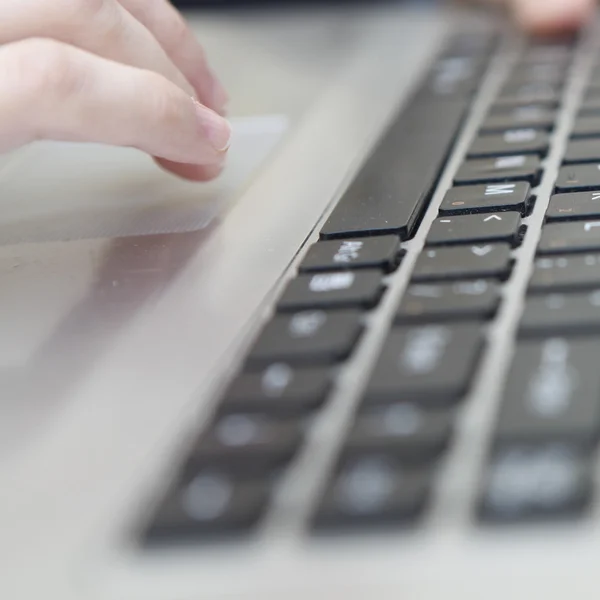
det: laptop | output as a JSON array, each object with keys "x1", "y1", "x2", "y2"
[{"x1": 2, "y1": 2, "x2": 599, "y2": 599}]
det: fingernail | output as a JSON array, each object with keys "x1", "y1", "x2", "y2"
[
  {"x1": 210, "y1": 71, "x2": 230, "y2": 115},
  {"x1": 194, "y1": 100, "x2": 231, "y2": 153}
]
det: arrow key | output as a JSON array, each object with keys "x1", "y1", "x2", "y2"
[
  {"x1": 426, "y1": 213, "x2": 523, "y2": 247},
  {"x1": 412, "y1": 244, "x2": 513, "y2": 281}
]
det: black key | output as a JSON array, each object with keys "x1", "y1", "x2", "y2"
[
  {"x1": 396, "y1": 280, "x2": 499, "y2": 323},
  {"x1": 496, "y1": 82, "x2": 561, "y2": 106},
  {"x1": 454, "y1": 155, "x2": 542, "y2": 186},
  {"x1": 480, "y1": 106, "x2": 555, "y2": 133},
  {"x1": 299, "y1": 236, "x2": 401, "y2": 273},
  {"x1": 563, "y1": 139, "x2": 600, "y2": 164},
  {"x1": 467, "y1": 129, "x2": 549, "y2": 159},
  {"x1": 546, "y1": 191, "x2": 600, "y2": 221},
  {"x1": 220, "y1": 364, "x2": 331, "y2": 415},
  {"x1": 145, "y1": 470, "x2": 269, "y2": 543},
  {"x1": 412, "y1": 244, "x2": 512, "y2": 281},
  {"x1": 319, "y1": 91, "x2": 467, "y2": 240},
  {"x1": 521, "y1": 41, "x2": 574, "y2": 62},
  {"x1": 509, "y1": 63, "x2": 567, "y2": 84},
  {"x1": 571, "y1": 117, "x2": 600, "y2": 139},
  {"x1": 247, "y1": 310, "x2": 363, "y2": 367},
  {"x1": 555, "y1": 164, "x2": 600, "y2": 192},
  {"x1": 529, "y1": 253, "x2": 600, "y2": 292},
  {"x1": 442, "y1": 32, "x2": 497, "y2": 58},
  {"x1": 365, "y1": 324, "x2": 483, "y2": 406},
  {"x1": 517, "y1": 52, "x2": 571, "y2": 69},
  {"x1": 347, "y1": 403, "x2": 453, "y2": 463},
  {"x1": 496, "y1": 338, "x2": 600, "y2": 446},
  {"x1": 538, "y1": 221, "x2": 600, "y2": 254},
  {"x1": 313, "y1": 455, "x2": 431, "y2": 529},
  {"x1": 189, "y1": 414, "x2": 303, "y2": 474},
  {"x1": 520, "y1": 291, "x2": 600, "y2": 336},
  {"x1": 426, "y1": 213, "x2": 523, "y2": 247},
  {"x1": 439, "y1": 182, "x2": 531, "y2": 216},
  {"x1": 479, "y1": 444, "x2": 591, "y2": 522},
  {"x1": 424, "y1": 55, "x2": 487, "y2": 97},
  {"x1": 490, "y1": 99, "x2": 559, "y2": 114},
  {"x1": 277, "y1": 271, "x2": 384, "y2": 312}
]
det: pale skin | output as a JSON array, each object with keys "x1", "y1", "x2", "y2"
[{"x1": 0, "y1": 0, "x2": 594, "y2": 182}]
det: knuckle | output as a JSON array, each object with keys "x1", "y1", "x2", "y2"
[{"x1": 1, "y1": 39, "x2": 83, "y2": 102}]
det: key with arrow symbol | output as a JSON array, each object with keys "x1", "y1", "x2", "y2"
[
  {"x1": 412, "y1": 244, "x2": 513, "y2": 281},
  {"x1": 471, "y1": 245, "x2": 493, "y2": 256},
  {"x1": 426, "y1": 212, "x2": 523, "y2": 247}
]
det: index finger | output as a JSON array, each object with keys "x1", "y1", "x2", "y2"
[{"x1": 119, "y1": 0, "x2": 229, "y2": 114}]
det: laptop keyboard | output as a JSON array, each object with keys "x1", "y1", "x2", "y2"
[{"x1": 144, "y1": 28, "x2": 600, "y2": 543}]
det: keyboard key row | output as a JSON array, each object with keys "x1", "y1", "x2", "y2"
[{"x1": 313, "y1": 36, "x2": 581, "y2": 533}]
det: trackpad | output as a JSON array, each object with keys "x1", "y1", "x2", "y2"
[
  {"x1": 0, "y1": 114, "x2": 289, "y2": 244},
  {"x1": 0, "y1": 115, "x2": 288, "y2": 456}
]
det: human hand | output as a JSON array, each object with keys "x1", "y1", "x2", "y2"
[
  {"x1": 487, "y1": 0, "x2": 596, "y2": 34},
  {"x1": 0, "y1": 0, "x2": 231, "y2": 181}
]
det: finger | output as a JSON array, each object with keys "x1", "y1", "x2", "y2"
[
  {"x1": 119, "y1": 0, "x2": 228, "y2": 114},
  {"x1": 154, "y1": 158, "x2": 225, "y2": 182},
  {"x1": 509, "y1": 0, "x2": 595, "y2": 34},
  {"x1": 0, "y1": 0, "x2": 195, "y2": 98},
  {"x1": 0, "y1": 39, "x2": 231, "y2": 176}
]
